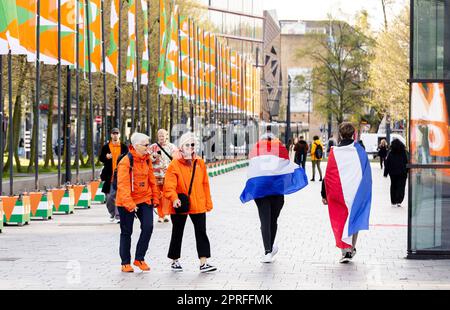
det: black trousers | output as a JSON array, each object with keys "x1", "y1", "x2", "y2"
[
  {"x1": 118, "y1": 203, "x2": 154, "y2": 265},
  {"x1": 168, "y1": 213, "x2": 211, "y2": 260},
  {"x1": 380, "y1": 156, "x2": 386, "y2": 168},
  {"x1": 254, "y1": 195, "x2": 284, "y2": 253},
  {"x1": 390, "y1": 174, "x2": 407, "y2": 204}
]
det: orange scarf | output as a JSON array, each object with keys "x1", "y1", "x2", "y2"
[{"x1": 110, "y1": 142, "x2": 122, "y2": 173}]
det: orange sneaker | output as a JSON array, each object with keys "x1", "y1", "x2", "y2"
[
  {"x1": 133, "y1": 260, "x2": 151, "y2": 271},
  {"x1": 121, "y1": 264, "x2": 134, "y2": 273}
]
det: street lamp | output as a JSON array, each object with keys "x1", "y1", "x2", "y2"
[{"x1": 285, "y1": 75, "x2": 292, "y2": 146}]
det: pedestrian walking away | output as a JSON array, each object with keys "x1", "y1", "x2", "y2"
[
  {"x1": 294, "y1": 136, "x2": 309, "y2": 170},
  {"x1": 377, "y1": 139, "x2": 388, "y2": 169},
  {"x1": 99, "y1": 127, "x2": 128, "y2": 223},
  {"x1": 384, "y1": 139, "x2": 408, "y2": 207},
  {"x1": 240, "y1": 126, "x2": 308, "y2": 264},
  {"x1": 163, "y1": 132, "x2": 217, "y2": 273},
  {"x1": 321, "y1": 122, "x2": 372, "y2": 263},
  {"x1": 150, "y1": 129, "x2": 178, "y2": 224},
  {"x1": 310, "y1": 135, "x2": 324, "y2": 181},
  {"x1": 115, "y1": 132, "x2": 160, "y2": 273}
]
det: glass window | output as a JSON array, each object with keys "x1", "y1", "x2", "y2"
[
  {"x1": 410, "y1": 82, "x2": 450, "y2": 164},
  {"x1": 410, "y1": 168, "x2": 450, "y2": 251},
  {"x1": 413, "y1": 0, "x2": 450, "y2": 79}
]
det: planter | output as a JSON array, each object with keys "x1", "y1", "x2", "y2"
[
  {"x1": 2, "y1": 195, "x2": 31, "y2": 226},
  {"x1": 90, "y1": 180, "x2": 105, "y2": 204},
  {"x1": 71, "y1": 185, "x2": 91, "y2": 209},
  {"x1": 51, "y1": 188, "x2": 74, "y2": 214},
  {"x1": 29, "y1": 192, "x2": 52, "y2": 220},
  {"x1": 0, "y1": 202, "x2": 3, "y2": 233}
]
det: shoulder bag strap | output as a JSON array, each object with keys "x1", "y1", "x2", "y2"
[
  {"x1": 156, "y1": 142, "x2": 173, "y2": 161},
  {"x1": 188, "y1": 160, "x2": 197, "y2": 196}
]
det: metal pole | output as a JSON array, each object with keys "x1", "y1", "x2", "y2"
[
  {"x1": 117, "y1": 0, "x2": 122, "y2": 129},
  {"x1": 57, "y1": 0, "x2": 62, "y2": 186},
  {"x1": 35, "y1": 0, "x2": 41, "y2": 190},
  {"x1": 65, "y1": 68, "x2": 72, "y2": 183},
  {"x1": 131, "y1": 82, "x2": 135, "y2": 133},
  {"x1": 135, "y1": 0, "x2": 141, "y2": 132},
  {"x1": 8, "y1": 51, "x2": 13, "y2": 195},
  {"x1": 101, "y1": 0, "x2": 108, "y2": 139},
  {"x1": 85, "y1": 0, "x2": 95, "y2": 180},
  {"x1": 188, "y1": 19, "x2": 192, "y2": 130},
  {"x1": 0, "y1": 55, "x2": 3, "y2": 194},
  {"x1": 177, "y1": 13, "x2": 182, "y2": 125},
  {"x1": 75, "y1": 0, "x2": 80, "y2": 182},
  {"x1": 146, "y1": 0, "x2": 151, "y2": 136}
]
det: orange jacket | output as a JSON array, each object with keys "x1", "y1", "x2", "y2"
[
  {"x1": 116, "y1": 146, "x2": 160, "y2": 212},
  {"x1": 163, "y1": 156, "x2": 213, "y2": 214}
]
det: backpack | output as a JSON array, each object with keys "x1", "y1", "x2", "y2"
[
  {"x1": 314, "y1": 143, "x2": 323, "y2": 160},
  {"x1": 110, "y1": 152, "x2": 150, "y2": 195}
]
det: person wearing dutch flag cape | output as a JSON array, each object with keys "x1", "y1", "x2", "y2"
[
  {"x1": 321, "y1": 122, "x2": 372, "y2": 263},
  {"x1": 240, "y1": 126, "x2": 308, "y2": 263}
]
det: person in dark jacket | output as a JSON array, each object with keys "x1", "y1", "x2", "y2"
[
  {"x1": 294, "y1": 136, "x2": 309, "y2": 169},
  {"x1": 383, "y1": 139, "x2": 408, "y2": 207},
  {"x1": 99, "y1": 128, "x2": 128, "y2": 222},
  {"x1": 377, "y1": 139, "x2": 388, "y2": 169}
]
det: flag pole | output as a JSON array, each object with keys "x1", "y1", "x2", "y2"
[
  {"x1": 177, "y1": 12, "x2": 181, "y2": 126},
  {"x1": 146, "y1": 0, "x2": 151, "y2": 136},
  {"x1": 8, "y1": 50, "x2": 13, "y2": 195},
  {"x1": 75, "y1": 0, "x2": 80, "y2": 183},
  {"x1": 135, "y1": 0, "x2": 141, "y2": 132},
  {"x1": 117, "y1": 0, "x2": 122, "y2": 130},
  {"x1": 57, "y1": 0, "x2": 62, "y2": 186},
  {"x1": 101, "y1": 0, "x2": 108, "y2": 139},
  {"x1": 85, "y1": 0, "x2": 95, "y2": 180},
  {"x1": 35, "y1": 0, "x2": 41, "y2": 189},
  {"x1": 202, "y1": 29, "x2": 206, "y2": 128},
  {"x1": 188, "y1": 18, "x2": 192, "y2": 132}
]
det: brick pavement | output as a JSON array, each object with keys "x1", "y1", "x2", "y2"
[{"x1": 1, "y1": 162, "x2": 450, "y2": 290}]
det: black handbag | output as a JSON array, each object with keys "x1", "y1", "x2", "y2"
[{"x1": 176, "y1": 160, "x2": 197, "y2": 214}]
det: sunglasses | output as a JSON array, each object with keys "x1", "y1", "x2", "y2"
[
  {"x1": 112, "y1": 132, "x2": 119, "y2": 135},
  {"x1": 184, "y1": 143, "x2": 195, "y2": 147}
]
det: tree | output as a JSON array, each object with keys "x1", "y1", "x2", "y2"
[
  {"x1": 367, "y1": 5, "x2": 409, "y2": 126},
  {"x1": 295, "y1": 17, "x2": 374, "y2": 125}
]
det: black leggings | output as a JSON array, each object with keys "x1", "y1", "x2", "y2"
[
  {"x1": 255, "y1": 195, "x2": 284, "y2": 253},
  {"x1": 168, "y1": 213, "x2": 211, "y2": 260}
]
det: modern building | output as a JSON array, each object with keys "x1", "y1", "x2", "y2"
[{"x1": 409, "y1": 0, "x2": 450, "y2": 258}]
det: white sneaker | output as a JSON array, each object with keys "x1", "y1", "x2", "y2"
[
  {"x1": 260, "y1": 253, "x2": 273, "y2": 263},
  {"x1": 271, "y1": 245, "x2": 279, "y2": 258},
  {"x1": 114, "y1": 218, "x2": 121, "y2": 224},
  {"x1": 171, "y1": 260, "x2": 183, "y2": 272}
]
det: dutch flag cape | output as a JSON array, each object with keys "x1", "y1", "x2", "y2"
[
  {"x1": 325, "y1": 142, "x2": 372, "y2": 249},
  {"x1": 240, "y1": 138, "x2": 308, "y2": 203}
]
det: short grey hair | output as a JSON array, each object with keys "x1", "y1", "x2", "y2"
[
  {"x1": 130, "y1": 132, "x2": 150, "y2": 147},
  {"x1": 178, "y1": 132, "x2": 197, "y2": 148}
]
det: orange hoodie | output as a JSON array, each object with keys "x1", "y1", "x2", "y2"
[
  {"x1": 116, "y1": 146, "x2": 160, "y2": 212},
  {"x1": 163, "y1": 155, "x2": 213, "y2": 214}
]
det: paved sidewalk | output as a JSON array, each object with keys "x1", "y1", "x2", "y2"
[{"x1": 1, "y1": 162, "x2": 450, "y2": 290}]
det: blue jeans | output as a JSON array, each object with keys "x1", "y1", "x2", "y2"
[{"x1": 118, "y1": 203, "x2": 154, "y2": 265}]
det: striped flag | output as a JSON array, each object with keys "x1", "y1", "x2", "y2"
[
  {"x1": 126, "y1": 0, "x2": 136, "y2": 82},
  {"x1": 105, "y1": 0, "x2": 119, "y2": 76},
  {"x1": 324, "y1": 142, "x2": 372, "y2": 249},
  {"x1": 140, "y1": 0, "x2": 149, "y2": 85}
]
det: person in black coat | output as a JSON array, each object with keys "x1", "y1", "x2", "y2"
[
  {"x1": 377, "y1": 139, "x2": 388, "y2": 169},
  {"x1": 294, "y1": 136, "x2": 309, "y2": 169},
  {"x1": 383, "y1": 139, "x2": 408, "y2": 207},
  {"x1": 99, "y1": 128, "x2": 128, "y2": 191}
]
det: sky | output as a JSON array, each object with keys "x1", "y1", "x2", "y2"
[{"x1": 262, "y1": 0, "x2": 408, "y2": 32}]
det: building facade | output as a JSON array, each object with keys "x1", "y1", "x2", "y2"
[{"x1": 409, "y1": 0, "x2": 450, "y2": 258}]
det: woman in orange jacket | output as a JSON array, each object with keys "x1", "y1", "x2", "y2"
[
  {"x1": 163, "y1": 132, "x2": 216, "y2": 273},
  {"x1": 116, "y1": 132, "x2": 160, "y2": 273}
]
